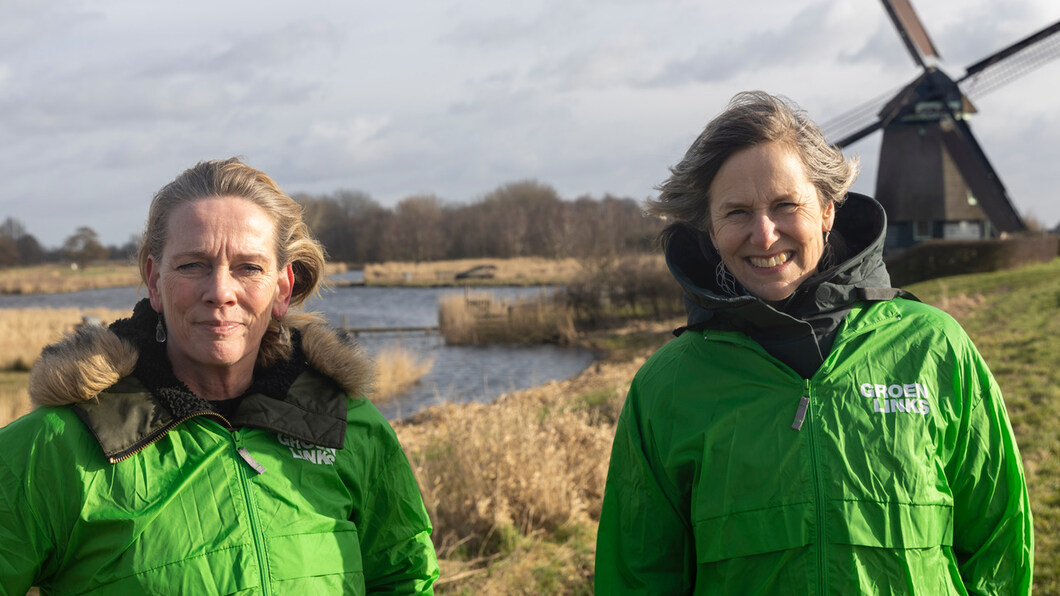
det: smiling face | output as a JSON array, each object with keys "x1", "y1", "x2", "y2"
[
  {"x1": 707, "y1": 141, "x2": 834, "y2": 303},
  {"x1": 146, "y1": 196, "x2": 293, "y2": 391}
]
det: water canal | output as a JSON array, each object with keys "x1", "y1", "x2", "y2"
[{"x1": 0, "y1": 274, "x2": 594, "y2": 419}]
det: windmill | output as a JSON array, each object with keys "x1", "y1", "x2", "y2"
[{"x1": 822, "y1": 0, "x2": 1060, "y2": 250}]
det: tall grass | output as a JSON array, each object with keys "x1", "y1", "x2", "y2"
[
  {"x1": 365, "y1": 258, "x2": 584, "y2": 286},
  {"x1": 438, "y1": 292, "x2": 575, "y2": 345},
  {"x1": 0, "y1": 264, "x2": 141, "y2": 294},
  {"x1": 372, "y1": 346, "x2": 435, "y2": 402},
  {"x1": 0, "y1": 371, "x2": 31, "y2": 429},
  {"x1": 0, "y1": 308, "x2": 132, "y2": 371},
  {"x1": 395, "y1": 354, "x2": 647, "y2": 594}
]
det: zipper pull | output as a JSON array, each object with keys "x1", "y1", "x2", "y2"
[
  {"x1": 791, "y1": 396, "x2": 809, "y2": 430},
  {"x1": 238, "y1": 447, "x2": 268, "y2": 474}
]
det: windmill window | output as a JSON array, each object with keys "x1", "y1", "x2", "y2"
[
  {"x1": 914, "y1": 220, "x2": 933, "y2": 240},
  {"x1": 967, "y1": 191, "x2": 977, "y2": 206}
]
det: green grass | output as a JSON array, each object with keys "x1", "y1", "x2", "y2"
[{"x1": 907, "y1": 257, "x2": 1060, "y2": 593}]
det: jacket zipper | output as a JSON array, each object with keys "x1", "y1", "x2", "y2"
[
  {"x1": 233, "y1": 432, "x2": 272, "y2": 595},
  {"x1": 107, "y1": 411, "x2": 232, "y2": 463},
  {"x1": 803, "y1": 378, "x2": 827, "y2": 594}
]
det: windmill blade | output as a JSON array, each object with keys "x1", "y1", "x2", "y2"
[
  {"x1": 958, "y1": 19, "x2": 1060, "y2": 99},
  {"x1": 880, "y1": 0, "x2": 941, "y2": 70},
  {"x1": 935, "y1": 113, "x2": 1024, "y2": 233},
  {"x1": 820, "y1": 85, "x2": 904, "y2": 147}
]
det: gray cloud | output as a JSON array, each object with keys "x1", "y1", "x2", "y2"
[{"x1": 643, "y1": 2, "x2": 835, "y2": 87}]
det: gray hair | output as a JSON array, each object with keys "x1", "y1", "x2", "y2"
[{"x1": 649, "y1": 91, "x2": 859, "y2": 235}]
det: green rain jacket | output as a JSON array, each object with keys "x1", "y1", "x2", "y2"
[
  {"x1": 0, "y1": 300, "x2": 439, "y2": 594},
  {"x1": 595, "y1": 195, "x2": 1033, "y2": 594}
]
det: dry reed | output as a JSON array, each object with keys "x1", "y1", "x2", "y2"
[
  {"x1": 394, "y1": 357, "x2": 644, "y2": 560},
  {"x1": 372, "y1": 346, "x2": 435, "y2": 402},
  {"x1": 438, "y1": 292, "x2": 575, "y2": 345},
  {"x1": 0, "y1": 308, "x2": 132, "y2": 371},
  {"x1": 364, "y1": 258, "x2": 583, "y2": 286},
  {"x1": 0, "y1": 264, "x2": 140, "y2": 295},
  {"x1": 0, "y1": 373, "x2": 31, "y2": 429}
]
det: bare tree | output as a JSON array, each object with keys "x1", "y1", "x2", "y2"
[{"x1": 63, "y1": 226, "x2": 110, "y2": 268}]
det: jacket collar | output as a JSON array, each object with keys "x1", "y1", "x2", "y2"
[
  {"x1": 666, "y1": 193, "x2": 899, "y2": 331},
  {"x1": 28, "y1": 299, "x2": 373, "y2": 461},
  {"x1": 664, "y1": 194, "x2": 907, "y2": 377}
]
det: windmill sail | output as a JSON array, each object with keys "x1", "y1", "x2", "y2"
[
  {"x1": 959, "y1": 20, "x2": 1060, "y2": 99},
  {"x1": 879, "y1": 0, "x2": 940, "y2": 69}
]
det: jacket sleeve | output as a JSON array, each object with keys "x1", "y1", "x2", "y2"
[
  {"x1": 0, "y1": 440, "x2": 51, "y2": 595},
  {"x1": 947, "y1": 339, "x2": 1033, "y2": 595},
  {"x1": 595, "y1": 380, "x2": 695, "y2": 594},
  {"x1": 354, "y1": 419, "x2": 439, "y2": 595}
]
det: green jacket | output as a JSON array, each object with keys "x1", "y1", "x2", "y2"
[
  {"x1": 0, "y1": 301, "x2": 438, "y2": 594},
  {"x1": 595, "y1": 195, "x2": 1032, "y2": 594}
]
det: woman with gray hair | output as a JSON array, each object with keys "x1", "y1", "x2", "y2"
[
  {"x1": 595, "y1": 91, "x2": 1032, "y2": 594},
  {"x1": 0, "y1": 158, "x2": 438, "y2": 593}
]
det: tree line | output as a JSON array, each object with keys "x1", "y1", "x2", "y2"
[
  {"x1": 0, "y1": 218, "x2": 139, "y2": 269},
  {"x1": 0, "y1": 180, "x2": 664, "y2": 268},
  {"x1": 294, "y1": 180, "x2": 663, "y2": 263}
]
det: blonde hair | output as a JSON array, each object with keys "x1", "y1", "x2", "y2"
[
  {"x1": 138, "y1": 157, "x2": 327, "y2": 367},
  {"x1": 650, "y1": 91, "x2": 859, "y2": 235}
]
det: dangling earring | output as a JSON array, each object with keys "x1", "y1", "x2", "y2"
[
  {"x1": 277, "y1": 317, "x2": 291, "y2": 347},
  {"x1": 715, "y1": 260, "x2": 739, "y2": 296},
  {"x1": 155, "y1": 315, "x2": 167, "y2": 343}
]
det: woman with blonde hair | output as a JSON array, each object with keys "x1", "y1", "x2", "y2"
[{"x1": 0, "y1": 158, "x2": 438, "y2": 593}]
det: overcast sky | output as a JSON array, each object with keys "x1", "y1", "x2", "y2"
[{"x1": 3, "y1": 0, "x2": 1059, "y2": 248}]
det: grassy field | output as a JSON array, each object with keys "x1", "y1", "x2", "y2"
[
  {"x1": 0, "y1": 262, "x2": 349, "y2": 295},
  {"x1": 907, "y1": 259, "x2": 1060, "y2": 593}
]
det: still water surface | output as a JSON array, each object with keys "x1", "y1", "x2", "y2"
[{"x1": 0, "y1": 276, "x2": 594, "y2": 420}]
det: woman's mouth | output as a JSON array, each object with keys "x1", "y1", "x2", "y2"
[{"x1": 748, "y1": 252, "x2": 792, "y2": 268}]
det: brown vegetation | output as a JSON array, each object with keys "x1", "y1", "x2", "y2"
[
  {"x1": 438, "y1": 291, "x2": 576, "y2": 345},
  {"x1": 372, "y1": 346, "x2": 435, "y2": 402},
  {"x1": 365, "y1": 258, "x2": 585, "y2": 286},
  {"x1": 0, "y1": 308, "x2": 132, "y2": 372},
  {"x1": 0, "y1": 264, "x2": 141, "y2": 295},
  {"x1": 0, "y1": 308, "x2": 131, "y2": 429},
  {"x1": 394, "y1": 330, "x2": 665, "y2": 594}
]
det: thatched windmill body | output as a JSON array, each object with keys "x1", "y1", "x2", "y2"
[{"x1": 823, "y1": 0, "x2": 1060, "y2": 251}]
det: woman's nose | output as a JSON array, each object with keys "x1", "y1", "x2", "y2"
[
  {"x1": 204, "y1": 269, "x2": 237, "y2": 305},
  {"x1": 749, "y1": 213, "x2": 779, "y2": 247}
]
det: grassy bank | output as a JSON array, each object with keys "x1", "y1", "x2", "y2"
[
  {"x1": 0, "y1": 264, "x2": 141, "y2": 294},
  {"x1": 0, "y1": 262, "x2": 349, "y2": 295},
  {"x1": 364, "y1": 258, "x2": 591, "y2": 287}
]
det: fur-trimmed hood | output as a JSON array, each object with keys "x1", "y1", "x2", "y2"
[
  {"x1": 30, "y1": 300, "x2": 372, "y2": 408},
  {"x1": 27, "y1": 299, "x2": 374, "y2": 459}
]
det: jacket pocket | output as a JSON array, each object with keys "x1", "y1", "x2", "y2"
[
  {"x1": 693, "y1": 504, "x2": 812, "y2": 564},
  {"x1": 268, "y1": 528, "x2": 364, "y2": 584},
  {"x1": 826, "y1": 500, "x2": 953, "y2": 548}
]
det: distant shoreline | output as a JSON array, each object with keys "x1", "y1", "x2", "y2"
[{"x1": 0, "y1": 257, "x2": 601, "y2": 295}]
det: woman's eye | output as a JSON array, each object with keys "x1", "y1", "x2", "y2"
[{"x1": 176, "y1": 262, "x2": 204, "y2": 272}]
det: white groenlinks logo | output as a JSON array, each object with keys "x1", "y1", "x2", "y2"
[
  {"x1": 860, "y1": 383, "x2": 932, "y2": 415},
  {"x1": 276, "y1": 434, "x2": 337, "y2": 465}
]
